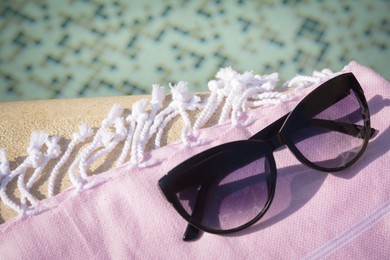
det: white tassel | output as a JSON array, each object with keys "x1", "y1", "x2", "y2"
[
  {"x1": 216, "y1": 66, "x2": 239, "y2": 82},
  {"x1": 86, "y1": 118, "x2": 127, "y2": 168},
  {"x1": 116, "y1": 115, "x2": 136, "y2": 167},
  {"x1": 0, "y1": 149, "x2": 9, "y2": 181},
  {"x1": 286, "y1": 69, "x2": 334, "y2": 90},
  {"x1": 73, "y1": 104, "x2": 123, "y2": 190},
  {"x1": 27, "y1": 131, "x2": 48, "y2": 168},
  {"x1": 19, "y1": 136, "x2": 61, "y2": 208},
  {"x1": 146, "y1": 81, "x2": 203, "y2": 150},
  {"x1": 217, "y1": 70, "x2": 280, "y2": 125},
  {"x1": 0, "y1": 185, "x2": 23, "y2": 215},
  {"x1": 1, "y1": 160, "x2": 31, "y2": 208},
  {"x1": 73, "y1": 123, "x2": 95, "y2": 143},
  {"x1": 137, "y1": 85, "x2": 165, "y2": 161},
  {"x1": 146, "y1": 105, "x2": 174, "y2": 144},
  {"x1": 80, "y1": 104, "x2": 123, "y2": 178},
  {"x1": 178, "y1": 104, "x2": 192, "y2": 147},
  {"x1": 77, "y1": 137, "x2": 103, "y2": 181},
  {"x1": 68, "y1": 156, "x2": 84, "y2": 190},
  {"x1": 197, "y1": 69, "x2": 280, "y2": 132},
  {"x1": 169, "y1": 81, "x2": 203, "y2": 146},
  {"x1": 1, "y1": 131, "x2": 48, "y2": 215},
  {"x1": 18, "y1": 171, "x2": 37, "y2": 210},
  {"x1": 0, "y1": 149, "x2": 22, "y2": 214},
  {"x1": 193, "y1": 80, "x2": 225, "y2": 131},
  {"x1": 233, "y1": 73, "x2": 281, "y2": 126},
  {"x1": 48, "y1": 123, "x2": 93, "y2": 197},
  {"x1": 155, "y1": 110, "x2": 180, "y2": 149},
  {"x1": 231, "y1": 88, "x2": 261, "y2": 126},
  {"x1": 129, "y1": 99, "x2": 150, "y2": 165},
  {"x1": 218, "y1": 84, "x2": 241, "y2": 124},
  {"x1": 151, "y1": 84, "x2": 166, "y2": 107},
  {"x1": 251, "y1": 91, "x2": 284, "y2": 100},
  {"x1": 102, "y1": 104, "x2": 124, "y2": 128}
]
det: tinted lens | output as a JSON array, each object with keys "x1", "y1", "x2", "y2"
[
  {"x1": 176, "y1": 145, "x2": 273, "y2": 231},
  {"x1": 290, "y1": 89, "x2": 368, "y2": 169}
]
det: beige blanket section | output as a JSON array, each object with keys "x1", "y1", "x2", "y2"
[{"x1": 0, "y1": 94, "x2": 213, "y2": 223}]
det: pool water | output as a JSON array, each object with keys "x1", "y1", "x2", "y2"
[{"x1": 0, "y1": 0, "x2": 389, "y2": 101}]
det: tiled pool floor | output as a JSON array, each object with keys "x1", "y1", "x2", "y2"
[{"x1": 0, "y1": 0, "x2": 389, "y2": 101}]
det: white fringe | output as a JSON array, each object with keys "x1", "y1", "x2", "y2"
[
  {"x1": 0, "y1": 149, "x2": 9, "y2": 181},
  {"x1": 146, "y1": 81, "x2": 203, "y2": 149},
  {"x1": 48, "y1": 123, "x2": 94, "y2": 197},
  {"x1": 69, "y1": 104, "x2": 124, "y2": 190},
  {"x1": 193, "y1": 80, "x2": 223, "y2": 131},
  {"x1": 0, "y1": 67, "x2": 334, "y2": 218},
  {"x1": 155, "y1": 110, "x2": 180, "y2": 149},
  {"x1": 137, "y1": 84, "x2": 165, "y2": 163},
  {"x1": 1, "y1": 131, "x2": 48, "y2": 215},
  {"x1": 285, "y1": 69, "x2": 334, "y2": 90},
  {"x1": 116, "y1": 116, "x2": 136, "y2": 167},
  {"x1": 19, "y1": 136, "x2": 61, "y2": 210},
  {"x1": 129, "y1": 99, "x2": 150, "y2": 165},
  {"x1": 86, "y1": 118, "x2": 127, "y2": 167}
]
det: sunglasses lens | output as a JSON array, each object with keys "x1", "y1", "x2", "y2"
[
  {"x1": 291, "y1": 89, "x2": 368, "y2": 170},
  {"x1": 176, "y1": 145, "x2": 273, "y2": 231}
]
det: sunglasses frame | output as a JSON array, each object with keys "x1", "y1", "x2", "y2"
[{"x1": 158, "y1": 73, "x2": 374, "y2": 240}]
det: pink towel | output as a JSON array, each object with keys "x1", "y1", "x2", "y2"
[{"x1": 0, "y1": 62, "x2": 389, "y2": 259}]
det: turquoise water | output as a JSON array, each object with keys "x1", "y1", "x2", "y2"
[{"x1": 0, "y1": 0, "x2": 389, "y2": 101}]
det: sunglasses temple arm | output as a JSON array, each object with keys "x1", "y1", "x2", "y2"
[
  {"x1": 183, "y1": 223, "x2": 201, "y2": 242},
  {"x1": 308, "y1": 119, "x2": 377, "y2": 139},
  {"x1": 183, "y1": 182, "x2": 212, "y2": 241}
]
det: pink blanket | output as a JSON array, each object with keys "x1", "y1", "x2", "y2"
[{"x1": 0, "y1": 62, "x2": 389, "y2": 259}]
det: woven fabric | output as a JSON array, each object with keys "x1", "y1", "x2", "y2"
[{"x1": 0, "y1": 62, "x2": 389, "y2": 259}]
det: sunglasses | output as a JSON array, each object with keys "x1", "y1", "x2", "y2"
[{"x1": 158, "y1": 73, "x2": 376, "y2": 241}]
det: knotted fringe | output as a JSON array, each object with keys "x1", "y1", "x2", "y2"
[{"x1": 0, "y1": 67, "x2": 334, "y2": 218}]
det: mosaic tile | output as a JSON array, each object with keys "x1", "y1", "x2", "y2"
[{"x1": 0, "y1": 0, "x2": 389, "y2": 101}]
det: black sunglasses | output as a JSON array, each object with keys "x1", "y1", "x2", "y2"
[{"x1": 158, "y1": 73, "x2": 376, "y2": 241}]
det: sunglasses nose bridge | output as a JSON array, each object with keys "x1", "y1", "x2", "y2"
[{"x1": 266, "y1": 133, "x2": 285, "y2": 152}]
